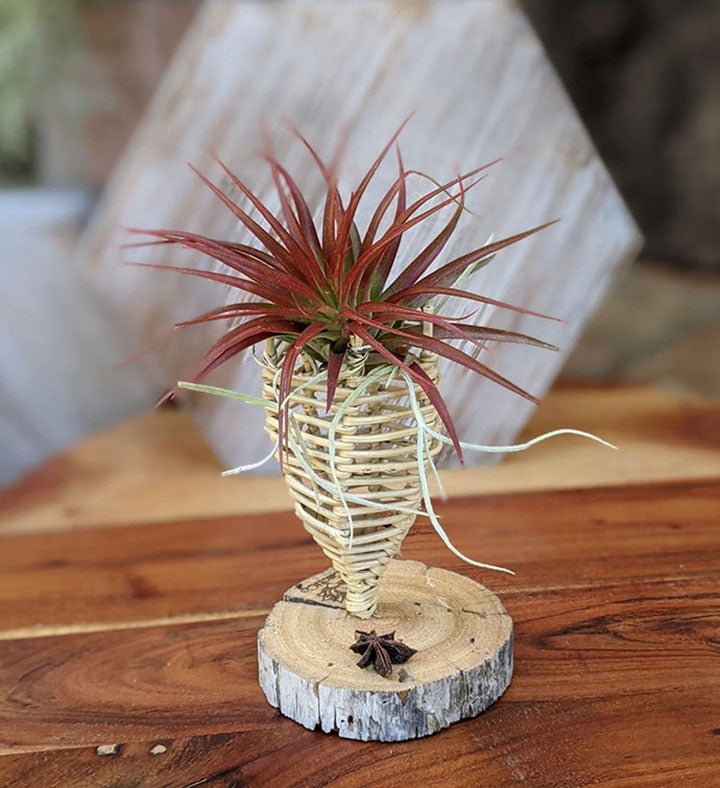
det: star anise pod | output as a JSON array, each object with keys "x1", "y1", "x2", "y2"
[{"x1": 349, "y1": 630, "x2": 417, "y2": 678}]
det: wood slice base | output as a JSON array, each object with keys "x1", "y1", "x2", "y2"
[{"x1": 257, "y1": 560, "x2": 513, "y2": 742}]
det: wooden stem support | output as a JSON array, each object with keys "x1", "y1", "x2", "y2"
[{"x1": 257, "y1": 560, "x2": 513, "y2": 741}]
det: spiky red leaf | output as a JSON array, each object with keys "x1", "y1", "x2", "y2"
[
  {"x1": 331, "y1": 116, "x2": 413, "y2": 283},
  {"x1": 388, "y1": 284, "x2": 562, "y2": 321},
  {"x1": 349, "y1": 324, "x2": 464, "y2": 464},
  {"x1": 382, "y1": 323, "x2": 559, "y2": 350},
  {"x1": 325, "y1": 348, "x2": 345, "y2": 414},
  {"x1": 126, "y1": 261, "x2": 305, "y2": 310},
  {"x1": 276, "y1": 322, "x2": 329, "y2": 467},
  {"x1": 410, "y1": 221, "x2": 560, "y2": 294},
  {"x1": 346, "y1": 309, "x2": 541, "y2": 404},
  {"x1": 175, "y1": 301, "x2": 291, "y2": 328},
  {"x1": 208, "y1": 158, "x2": 316, "y2": 277},
  {"x1": 382, "y1": 172, "x2": 467, "y2": 297},
  {"x1": 346, "y1": 168, "x2": 492, "y2": 295}
]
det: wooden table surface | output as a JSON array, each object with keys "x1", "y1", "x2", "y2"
[{"x1": 0, "y1": 384, "x2": 718, "y2": 786}]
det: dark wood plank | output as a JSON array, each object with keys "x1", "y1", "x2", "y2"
[
  {"x1": 1, "y1": 580, "x2": 716, "y2": 749},
  {"x1": 0, "y1": 514, "x2": 324, "y2": 635},
  {"x1": 1, "y1": 694, "x2": 718, "y2": 788},
  {"x1": 0, "y1": 479, "x2": 718, "y2": 635},
  {"x1": 0, "y1": 580, "x2": 717, "y2": 783},
  {"x1": 0, "y1": 617, "x2": 268, "y2": 751},
  {"x1": 0, "y1": 479, "x2": 718, "y2": 783}
]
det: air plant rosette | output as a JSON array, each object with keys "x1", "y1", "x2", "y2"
[{"x1": 130, "y1": 122, "x2": 613, "y2": 738}]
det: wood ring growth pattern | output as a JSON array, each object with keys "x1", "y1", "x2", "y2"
[{"x1": 258, "y1": 560, "x2": 513, "y2": 741}]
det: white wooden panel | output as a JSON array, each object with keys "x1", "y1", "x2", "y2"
[{"x1": 77, "y1": 0, "x2": 641, "y2": 473}]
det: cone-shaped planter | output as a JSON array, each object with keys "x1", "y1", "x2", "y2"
[
  {"x1": 257, "y1": 339, "x2": 512, "y2": 741},
  {"x1": 261, "y1": 338, "x2": 443, "y2": 618}
]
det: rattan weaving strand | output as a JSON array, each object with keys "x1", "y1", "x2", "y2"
[{"x1": 262, "y1": 339, "x2": 442, "y2": 618}]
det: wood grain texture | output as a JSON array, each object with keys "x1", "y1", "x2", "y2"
[
  {"x1": 0, "y1": 473, "x2": 718, "y2": 783},
  {"x1": 258, "y1": 561, "x2": 513, "y2": 740},
  {"x1": 1, "y1": 692, "x2": 717, "y2": 788},
  {"x1": 0, "y1": 479, "x2": 717, "y2": 637},
  {"x1": 77, "y1": 0, "x2": 641, "y2": 472},
  {"x1": 4, "y1": 383, "x2": 720, "y2": 536}
]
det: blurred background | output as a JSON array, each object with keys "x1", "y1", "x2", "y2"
[{"x1": 1, "y1": 0, "x2": 718, "y2": 487}]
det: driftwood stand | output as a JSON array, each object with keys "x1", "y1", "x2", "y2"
[{"x1": 257, "y1": 560, "x2": 513, "y2": 741}]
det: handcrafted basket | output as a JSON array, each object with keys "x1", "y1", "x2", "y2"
[{"x1": 262, "y1": 338, "x2": 443, "y2": 618}]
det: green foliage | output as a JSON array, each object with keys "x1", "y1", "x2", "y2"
[
  {"x1": 0, "y1": 0, "x2": 84, "y2": 178},
  {"x1": 0, "y1": 0, "x2": 43, "y2": 165}
]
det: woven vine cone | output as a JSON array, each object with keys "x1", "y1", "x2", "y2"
[{"x1": 262, "y1": 338, "x2": 443, "y2": 619}]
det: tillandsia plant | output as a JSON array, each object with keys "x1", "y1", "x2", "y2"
[
  {"x1": 128, "y1": 121, "x2": 614, "y2": 607},
  {"x1": 129, "y1": 122, "x2": 561, "y2": 461}
]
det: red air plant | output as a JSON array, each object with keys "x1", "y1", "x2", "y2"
[{"x1": 128, "y1": 124, "x2": 559, "y2": 464}]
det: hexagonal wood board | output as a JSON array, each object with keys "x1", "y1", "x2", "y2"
[{"x1": 77, "y1": 0, "x2": 641, "y2": 471}]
